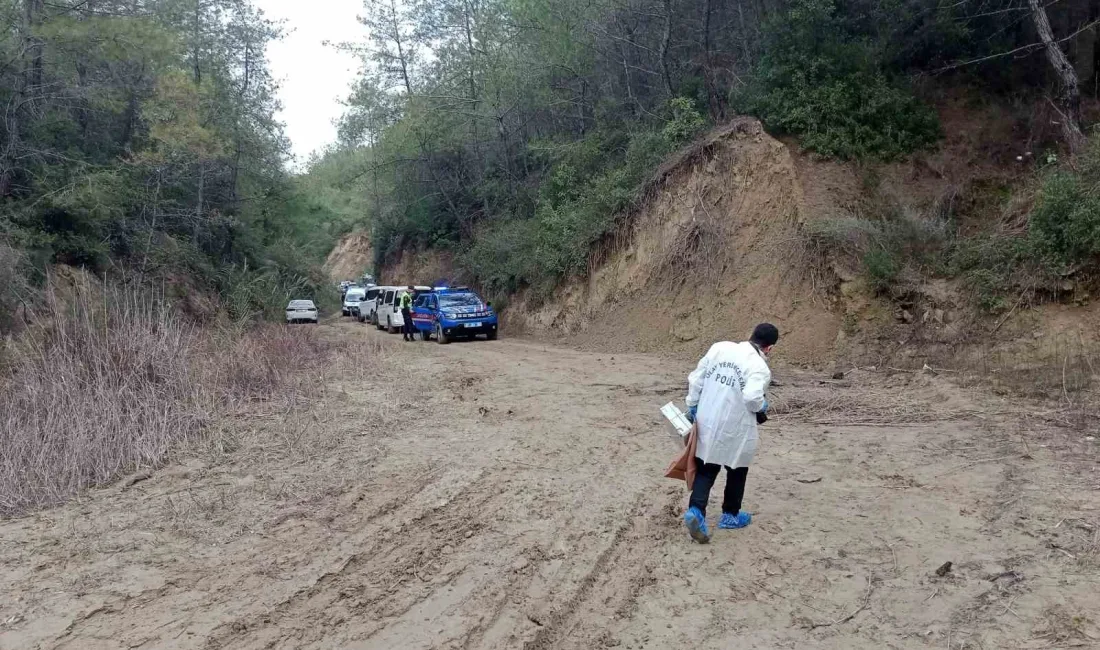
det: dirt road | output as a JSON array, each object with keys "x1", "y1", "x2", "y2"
[{"x1": 2, "y1": 321, "x2": 1099, "y2": 649}]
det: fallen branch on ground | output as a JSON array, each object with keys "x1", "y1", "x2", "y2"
[{"x1": 809, "y1": 575, "x2": 875, "y2": 629}]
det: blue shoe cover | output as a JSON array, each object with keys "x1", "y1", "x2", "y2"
[
  {"x1": 684, "y1": 506, "x2": 710, "y2": 543},
  {"x1": 718, "y1": 511, "x2": 752, "y2": 529}
]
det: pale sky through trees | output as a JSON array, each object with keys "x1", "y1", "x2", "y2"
[{"x1": 255, "y1": 0, "x2": 364, "y2": 166}]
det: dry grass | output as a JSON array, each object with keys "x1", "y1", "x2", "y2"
[
  {"x1": 0, "y1": 284, "x2": 365, "y2": 517},
  {"x1": 769, "y1": 374, "x2": 977, "y2": 425}
]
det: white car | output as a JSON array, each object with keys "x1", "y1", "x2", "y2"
[
  {"x1": 378, "y1": 286, "x2": 431, "y2": 333},
  {"x1": 286, "y1": 300, "x2": 319, "y2": 324},
  {"x1": 342, "y1": 287, "x2": 367, "y2": 317},
  {"x1": 356, "y1": 286, "x2": 381, "y2": 323}
]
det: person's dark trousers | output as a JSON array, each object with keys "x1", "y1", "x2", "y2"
[
  {"x1": 689, "y1": 457, "x2": 749, "y2": 516},
  {"x1": 401, "y1": 307, "x2": 415, "y2": 340}
]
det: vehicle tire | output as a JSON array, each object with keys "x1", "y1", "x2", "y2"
[
  {"x1": 387, "y1": 317, "x2": 398, "y2": 334},
  {"x1": 486, "y1": 330, "x2": 498, "y2": 341},
  {"x1": 435, "y1": 323, "x2": 450, "y2": 344}
]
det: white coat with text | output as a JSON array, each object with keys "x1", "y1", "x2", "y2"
[{"x1": 685, "y1": 341, "x2": 772, "y2": 469}]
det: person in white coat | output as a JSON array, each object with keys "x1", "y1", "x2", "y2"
[{"x1": 682, "y1": 323, "x2": 778, "y2": 543}]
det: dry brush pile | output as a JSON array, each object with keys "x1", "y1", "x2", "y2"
[{"x1": 0, "y1": 286, "x2": 358, "y2": 517}]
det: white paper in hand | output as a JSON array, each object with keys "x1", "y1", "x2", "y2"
[{"x1": 660, "y1": 402, "x2": 692, "y2": 444}]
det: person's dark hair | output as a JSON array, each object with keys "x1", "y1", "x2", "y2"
[{"x1": 750, "y1": 323, "x2": 779, "y2": 347}]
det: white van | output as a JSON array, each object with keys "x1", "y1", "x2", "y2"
[
  {"x1": 378, "y1": 286, "x2": 431, "y2": 333},
  {"x1": 342, "y1": 286, "x2": 367, "y2": 317},
  {"x1": 372, "y1": 286, "x2": 398, "y2": 330},
  {"x1": 356, "y1": 286, "x2": 382, "y2": 323}
]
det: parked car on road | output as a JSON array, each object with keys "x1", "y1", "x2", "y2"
[
  {"x1": 372, "y1": 286, "x2": 399, "y2": 330},
  {"x1": 356, "y1": 286, "x2": 381, "y2": 323},
  {"x1": 377, "y1": 285, "x2": 432, "y2": 333},
  {"x1": 286, "y1": 300, "x2": 319, "y2": 324},
  {"x1": 342, "y1": 286, "x2": 367, "y2": 317},
  {"x1": 411, "y1": 287, "x2": 498, "y2": 343}
]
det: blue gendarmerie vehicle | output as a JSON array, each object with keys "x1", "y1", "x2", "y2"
[{"x1": 410, "y1": 287, "x2": 499, "y2": 344}]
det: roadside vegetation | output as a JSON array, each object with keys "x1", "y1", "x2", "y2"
[
  {"x1": 810, "y1": 136, "x2": 1100, "y2": 314},
  {"x1": 0, "y1": 0, "x2": 349, "y2": 329},
  {"x1": 0, "y1": 284, "x2": 354, "y2": 517},
  {"x1": 0, "y1": 0, "x2": 358, "y2": 515}
]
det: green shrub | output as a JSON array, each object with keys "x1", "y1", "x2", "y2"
[
  {"x1": 1029, "y1": 170, "x2": 1100, "y2": 265},
  {"x1": 945, "y1": 143, "x2": 1100, "y2": 311},
  {"x1": 662, "y1": 97, "x2": 707, "y2": 145},
  {"x1": 460, "y1": 219, "x2": 541, "y2": 297},
  {"x1": 808, "y1": 207, "x2": 950, "y2": 292},
  {"x1": 736, "y1": 0, "x2": 939, "y2": 160},
  {"x1": 948, "y1": 234, "x2": 1042, "y2": 312},
  {"x1": 863, "y1": 248, "x2": 901, "y2": 290}
]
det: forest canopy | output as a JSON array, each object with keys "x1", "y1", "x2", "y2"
[{"x1": 0, "y1": 0, "x2": 353, "y2": 323}]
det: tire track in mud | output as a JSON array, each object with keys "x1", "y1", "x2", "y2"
[
  {"x1": 449, "y1": 539, "x2": 560, "y2": 650},
  {"x1": 522, "y1": 489, "x2": 680, "y2": 650},
  {"x1": 47, "y1": 478, "x2": 432, "y2": 650},
  {"x1": 206, "y1": 472, "x2": 496, "y2": 649},
  {"x1": 454, "y1": 577, "x2": 523, "y2": 650}
]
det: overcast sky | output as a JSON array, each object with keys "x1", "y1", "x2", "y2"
[{"x1": 255, "y1": 0, "x2": 364, "y2": 167}]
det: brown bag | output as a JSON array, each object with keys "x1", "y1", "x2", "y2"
[{"x1": 664, "y1": 422, "x2": 698, "y2": 487}]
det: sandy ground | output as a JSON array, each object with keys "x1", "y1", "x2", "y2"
[{"x1": 2, "y1": 320, "x2": 1099, "y2": 650}]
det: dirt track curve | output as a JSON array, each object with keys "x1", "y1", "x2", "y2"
[{"x1": 2, "y1": 320, "x2": 1098, "y2": 649}]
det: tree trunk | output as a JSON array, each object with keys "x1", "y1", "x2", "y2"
[
  {"x1": 192, "y1": 1, "x2": 203, "y2": 85},
  {"x1": 461, "y1": 0, "x2": 482, "y2": 221},
  {"x1": 1, "y1": 0, "x2": 43, "y2": 197},
  {"x1": 231, "y1": 42, "x2": 252, "y2": 206},
  {"x1": 660, "y1": 0, "x2": 674, "y2": 97},
  {"x1": 390, "y1": 0, "x2": 413, "y2": 94},
  {"x1": 0, "y1": 110, "x2": 17, "y2": 197},
  {"x1": 702, "y1": 0, "x2": 722, "y2": 119},
  {"x1": 25, "y1": 0, "x2": 43, "y2": 93},
  {"x1": 1029, "y1": 0, "x2": 1087, "y2": 151},
  {"x1": 120, "y1": 80, "x2": 141, "y2": 151},
  {"x1": 76, "y1": 0, "x2": 97, "y2": 144},
  {"x1": 737, "y1": 0, "x2": 752, "y2": 62},
  {"x1": 195, "y1": 162, "x2": 205, "y2": 238}
]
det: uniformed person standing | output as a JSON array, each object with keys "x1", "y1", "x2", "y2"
[{"x1": 400, "y1": 286, "x2": 416, "y2": 341}]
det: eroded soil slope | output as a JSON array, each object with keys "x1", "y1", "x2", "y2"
[
  {"x1": 325, "y1": 231, "x2": 375, "y2": 281},
  {"x1": 503, "y1": 120, "x2": 840, "y2": 366}
]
